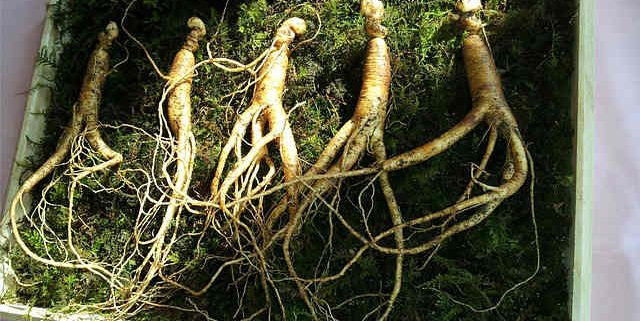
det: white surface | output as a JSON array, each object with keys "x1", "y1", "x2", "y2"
[
  {"x1": 0, "y1": 0, "x2": 638, "y2": 320},
  {"x1": 593, "y1": 0, "x2": 640, "y2": 320}
]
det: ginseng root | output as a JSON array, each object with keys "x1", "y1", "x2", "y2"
[
  {"x1": 209, "y1": 17, "x2": 307, "y2": 224},
  {"x1": 8, "y1": 22, "x2": 122, "y2": 285},
  {"x1": 122, "y1": 17, "x2": 206, "y2": 312}
]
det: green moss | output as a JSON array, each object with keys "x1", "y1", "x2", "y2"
[{"x1": 9, "y1": 0, "x2": 575, "y2": 320}]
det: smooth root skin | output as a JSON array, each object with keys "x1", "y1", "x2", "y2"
[
  {"x1": 307, "y1": 37, "x2": 391, "y2": 204},
  {"x1": 463, "y1": 34, "x2": 520, "y2": 131},
  {"x1": 381, "y1": 14, "x2": 522, "y2": 174},
  {"x1": 374, "y1": 6, "x2": 528, "y2": 253},
  {"x1": 189, "y1": 17, "x2": 309, "y2": 317},
  {"x1": 275, "y1": 2, "x2": 391, "y2": 231},
  {"x1": 255, "y1": 18, "x2": 307, "y2": 190},
  {"x1": 9, "y1": 22, "x2": 121, "y2": 282},
  {"x1": 304, "y1": 129, "x2": 528, "y2": 291},
  {"x1": 163, "y1": 17, "x2": 205, "y2": 212}
]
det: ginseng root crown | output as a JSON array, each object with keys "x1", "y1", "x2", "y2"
[
  {"x1": 361, "y1": 0, "x2": 387, "y2": 38},
  {"x1": 184, "y1": 17, "x2": 206, "y2": 52},
  {"x1": 451, "y1": 0, "x2": 484, "y2": 33},
  {"x1": 275, "y1": 17, "x2": 307, "y2": 47},
  {"x1": 98, "y1": 21, "x2": 119, "y2": 47},
  {"x1": 456, "y1": 0, "x2": 483, "y2": 13}
]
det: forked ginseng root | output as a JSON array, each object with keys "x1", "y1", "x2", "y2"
[
  {"x1": 209, "y1": 17, "x2": 307, "y2": 225},
  {"x1": 8, "y1": 22, "x2": 122, "y2": 286}
]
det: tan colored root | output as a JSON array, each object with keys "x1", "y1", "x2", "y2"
[
  {"x1": 426, "y1": 149, "x2": 540, "y2": 314},
  {"x1": 458, "y1": 125, "x2": 498, "y2": 202},
  {"x1": 372, "y1": 135, "x2": 404, "y2": 321},
  {"x1": 362, "y1": 3, "x2": 403, "y2": 318},
  {"x1": 9, "y1": 22, "x2": 122, "y2": 282},
  {"x1": 371, "y1": 117, "x2": 404, "y2": 321},
  {"x1": 275, "y1": 1, "x2": 398, "y2": 318},
  {"x1": 134, "y1": 2, "x2": 529, "y2": 318},
  {"x1": 210, "y1": 18, "x2": 307, "y2": 222},
  {"x1": 149, "y1": 18, "x2": 309, "y2": 317},
  {"x1": 219, "y1": 16, "x2": 311, "y2": 318},
  {"x1": 266, "y1": 2, "x2": 393, "y2": 233},
  {"x1": 117, "y1": 3, "x2": 530, "y2": 319},
  {"x1": 121, "y1": 17, "x2": 206, "y2": 313}
]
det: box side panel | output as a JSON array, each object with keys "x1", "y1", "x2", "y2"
[
  {"x1": 572, "y1": 0, "x2": 594, "y2": 319},
  {"x1": 0, "y1": 0, "x2": 61, "y2": 301},
  {"x1": 0, "y1": 304, "x2": 103, "y2": 321}
]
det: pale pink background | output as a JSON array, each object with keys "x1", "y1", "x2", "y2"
[
  {"x1": 593, "y1": 0, "x2": 640, "y2": 320},
  {"x1": 0, "y1": 1, "x2": 638, "y2": 320}
]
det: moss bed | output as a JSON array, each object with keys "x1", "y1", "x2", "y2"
[{"x1": 7, "y1": 0, "x2": 575, "y2": 320}]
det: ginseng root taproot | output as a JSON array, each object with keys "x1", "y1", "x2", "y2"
[
  {"x1": 9, "y1": 21, "x2": 122, "y2": 286},
  {"x1": 122, "y1": 17, "x2": 206, "y2": 313},
  {"x1": 209, "y1": 17, "x2": 307, "y2": 226}
]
